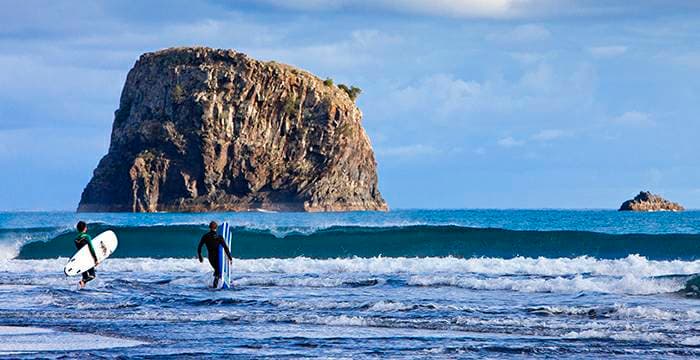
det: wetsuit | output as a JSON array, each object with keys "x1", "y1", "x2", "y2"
[
  {"x1": 75, "y1": 232, "x2": 97, "y2": 283},
  {"x1": 197, "y1": 230, "x2": 232, "y2": 280}
]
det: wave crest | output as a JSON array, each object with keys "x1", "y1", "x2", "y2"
[
  {"x1": 1, "y1": 255, "x2": 698, "y2": 296},
  {"x1": 6, "y1": 223, "x2": 700, "y2": 260}
]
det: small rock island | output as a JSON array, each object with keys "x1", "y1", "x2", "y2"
[
  {"x1": 78, "y1": 47, "x2": 387, "y2": 212},
  {"x1": 618, "y1": 191, "x2": 684, "y2": 212}
]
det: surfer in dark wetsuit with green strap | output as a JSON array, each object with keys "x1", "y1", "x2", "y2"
[
  {"x1": 197, "y1": 221, "x2": 233, "y2": 288},
  {"x1": 75, "y1": 221, "x2": 98, "y2": 288}
]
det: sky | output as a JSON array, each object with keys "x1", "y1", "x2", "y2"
[{"x1": 1, "y1": 0, "x2": 699, "y2": 210}]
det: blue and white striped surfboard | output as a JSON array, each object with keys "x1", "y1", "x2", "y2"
[{"x1": 217, "y1": 222, "x2": 233, "y2": 289}]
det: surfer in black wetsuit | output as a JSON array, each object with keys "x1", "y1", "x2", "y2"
[
  {"x1": 75, "y1": 221, "x2": 98, "y2": 288},
  {"x1": 197, "y1": 221, "x2": 233, "y2": 288}
]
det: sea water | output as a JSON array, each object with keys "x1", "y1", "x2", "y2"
[{"x1": 1, "y1": 210, "x2": 699, "y2": 358}]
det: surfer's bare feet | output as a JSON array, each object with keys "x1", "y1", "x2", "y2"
[{"x1": 78, "y1": 280, "x2": 85, "y2": 289}]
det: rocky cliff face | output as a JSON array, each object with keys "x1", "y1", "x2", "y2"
[
  {"x1": 78, "y1": 47, "x2": 387, "y2": 212},
  {"x1": 618, "y1": 191, "x2": 684, "y2": 212}
]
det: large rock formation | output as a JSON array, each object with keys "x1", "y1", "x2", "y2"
[
  {"x1": 618, "y1": 191, "x2": 684, "y2": 212},
  {"x1": 78, "y1": 47, "x2": 387, "y2": 212}
]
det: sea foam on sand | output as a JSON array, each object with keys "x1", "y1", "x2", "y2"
[{"x1": 0, "y1": 326, "x2": 144, "y2": 354}]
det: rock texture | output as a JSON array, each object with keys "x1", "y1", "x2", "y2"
[
  {"x1": 78, "y1": 47, "x2": 387, "y2": 212},
  {"x1": 618, "y1": 191, "x2": 684, "y2": 212}
]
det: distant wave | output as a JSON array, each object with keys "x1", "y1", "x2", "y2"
[{"x1": 7, "y1": 223, "x2": 700, "y2": 260}]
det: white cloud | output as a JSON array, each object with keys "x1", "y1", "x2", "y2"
[
  {"x1": 487, "y1": 24, "x2": 551, "y2": 42},
  {"x1": 255, "y1": 0, "x2": 651, "y2": 19},
  {"x1": 248, "y1": 28, "x2": 402, "y2": 72},
  {"x1": 377, "y1": 144, "x2": 441, "y2": 157},
  {"x1": 587, "y1": 45, "x2": 627, "y2": 58},
  {"x1": 386, "y1": 74, "x2": 483, "y2": 118},
  {"x1": 612, "y1": 111, "x2": 655, "y2": 127},
  {"x1": 0, "y1": 54, "x2": 124, "y2": 129},
  {"x1": 384, "y1": 0, "x2": 520, "y2": 18},
  {"x1": 519, "y1": 63, "x2": 554, "y2": 92},
  {"x1": 531, "y1": 129, "x2": 569, "y2": 141},
  {"x1": 350, "y1": 29, "x2": 403, "y2": 47},
  {"x1": 379, "y1": 60, "x2": 598, "y2": 127},
  {"x1": 509, "y1": 52, "x2": 547, "y2": 64},
  {"x1": 259, "y1": 0, "x2": 527, "y2": 18},
  {"x1": 663, "y1": 52, "x2": 700, "y2": 69},
  {"x1": 256, "y1": 0, "x2": 346, "y2": 11},
  {"x1": 497, "y1": 136, "x2": 525, "y2": 148},
  {"x1": 493, "y1": 130, "x2": 569, "y2": 150}
]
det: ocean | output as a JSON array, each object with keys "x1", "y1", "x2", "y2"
[{"x1": 1, "y1": 210, "x2": 700, "y2": 358}]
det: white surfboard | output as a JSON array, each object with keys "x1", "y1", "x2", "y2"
[
  {"x1": 64, "y1": 230, "x2": 118, "y2": 277},
  {"x1": 217, "y1": 222, "x2": 233, "y2": 289}
]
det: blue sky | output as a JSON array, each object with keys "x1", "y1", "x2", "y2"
[{"x1": 1, "y1": 0, "x2": 699, "y2": 210}]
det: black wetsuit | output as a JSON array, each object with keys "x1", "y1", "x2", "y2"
[
  {"x1": 75, "y1": 232, "x2": 97, "y2": 283},
  {"x1": 197, "y1": 230, "x2": 232, "y2": 278}
]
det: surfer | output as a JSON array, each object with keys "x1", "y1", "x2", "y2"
[
  {"x1": 197, "y1": 221, "x2": 233, "y2": 288},
  {"x1": 75, "y1": 221, "x2": 98, "y2": 288}
]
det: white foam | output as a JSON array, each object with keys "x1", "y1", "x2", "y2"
[
  {"x1": 0, "y1": 326, "x2": 52, "y2": 335},
  {"x1": 614, "y1": 304, "x2": 700, "y2": 321},
  {"x1": 230, "y1": 255, "x2": 700, "y2": 277},
  {"x1": 273, "y1": 299, "x2": 356, "y2": 310},
  {"x1": 407, "y1": 273, "x2": 682, "y2": 295},
  {"x1": 367, "y1": 301, "x2": 414, "y2": 312},
  {"x1": 234, "y1": 276, "x2": 374, "y2": 288},
  {"x1": 534, "y1": 303, "x2": 700, "y2": 321},
  {"x1": 3, "y1": 254, "x2": 700, "y2": 277},
  {"x1": 0, "y1": 257, "x2": 210, "y2": 274},
  {"x1": 0, "y1": 226, "x2": 75, "y2": 260},
  {"x1": 203, "y1": 220, "x2": 441, "y2": 238},
  {"x1": 281, "y1": 313, "x2": 590, "y2": 334},
  {"x1": 0, "y1": 241, "x2": 21, "y2": 261},
  {"x1": 562, "y1": 329, "x2": 607, "y2": 339},
  {"x1": 563, "y1": 329, "x2": 672, "y2": 343},
  {"x1": 271, "y1": 299, "x2": 415, "y2": 312},
  {"x1": 454, "y1": 315, "x2": 555, "y2": 329},
  {"x1": 0, "y1": 326, "x2": 144, "y2": 352},
  {"x1": 0, "y1": 235, "x2": 32, "y2": 260},
  {"x1": 681, "y1": 336, "x2": 700, "y2": 346},
  {"x1": 291, "y1": 314, "x2": 370, "y2": 327},
  {"x1": 0, "y1": 255, "x2": 695, "y2": 295}
]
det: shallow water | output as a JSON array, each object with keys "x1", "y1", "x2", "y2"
[{"x1": 1, "y1": 210, "x2": 699, "y2": 358}]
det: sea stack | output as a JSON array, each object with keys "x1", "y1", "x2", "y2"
[
  {"x1": 618, "y1": 191, "x2": 684, "y2": 212},
  {"x1": 78, "y1": 47, "x2": 387, "y2": 212}
]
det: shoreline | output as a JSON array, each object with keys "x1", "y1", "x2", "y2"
[{"x1": 0, "y1": 326, "x2": 144, "y2": 354}]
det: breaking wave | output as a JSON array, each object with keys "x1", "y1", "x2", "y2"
[
  {"x1": 1, "y1": 255, "x2": 698, "y2": 296},
  {"x1": 4, "y1": 223, "x2": 700, "y2": 260}
]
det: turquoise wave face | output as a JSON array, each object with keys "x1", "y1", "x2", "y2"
[{"x1": 14, "y1": 223, "x2": 700, "y2": 260}]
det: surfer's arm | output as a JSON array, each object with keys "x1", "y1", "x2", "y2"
[
  {"x1": 85, "y1": 235, "x2": 98, "y2": 264},
  {"x1": 197, "y1": 236, "x2": 205, "y2": 262},
  {"x1": 219, "y1": 236, "x2": 233, "y2": 261}
]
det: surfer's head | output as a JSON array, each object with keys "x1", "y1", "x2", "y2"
[
  {"x1": 76, "y1": 221, "x2": 87, "y2": 233},
  {"x1": 209, "y1": 221, "x2": 218, "y2": 231}
]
